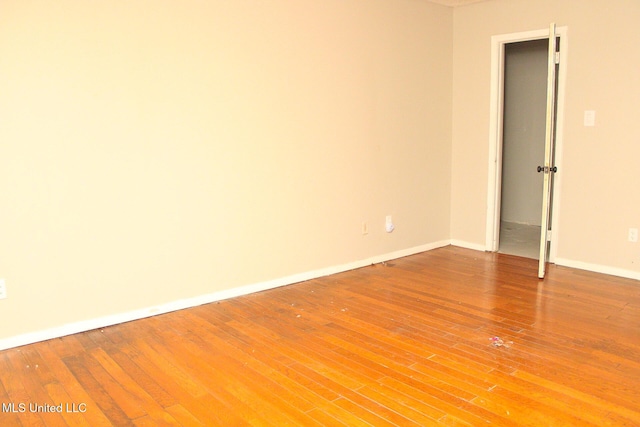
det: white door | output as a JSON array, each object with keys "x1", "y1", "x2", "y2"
[{"x1": 538, "y1": 23, "x2": 559, "y2": 278}]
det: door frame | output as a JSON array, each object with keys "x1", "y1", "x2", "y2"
[{"x1": 485, "y1": 26, "x2": 568, "y2": 261}]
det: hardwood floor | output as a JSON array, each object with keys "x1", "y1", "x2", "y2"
[{"x1": 1, "y1": 246, "x2": 639, "y2": 426}]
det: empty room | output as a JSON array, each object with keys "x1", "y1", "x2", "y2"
[{"x1": 1, "y1": 0, "x2": 638, "y2": 425}]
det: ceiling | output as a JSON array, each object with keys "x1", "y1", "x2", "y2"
[{"x1": 426, "y1": 0, "x2": 490, "y2": 6}]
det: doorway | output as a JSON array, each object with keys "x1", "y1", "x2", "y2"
[
  {"x1": 498, "y1": 39, "x2": 548, "y2": 259},
  {"x1": 485, "y1": 27, "x2": 567, "y2": 267}
]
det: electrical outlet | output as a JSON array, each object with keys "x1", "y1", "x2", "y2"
[
  {"x1": 584, "y1": 110, "x2": 596, "y2": 127},
  {"x1": 629, "y1": 228, "x2": 638, "y2": 243},
  {"x1": 0, "y1": 279, "x2": 6, "y2": 300},
  {"x1": 385, "y1": 215, "x2": 395, "y2": 233}
]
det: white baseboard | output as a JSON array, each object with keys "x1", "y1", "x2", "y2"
[
  {"x1": 554, "y1": 257, "x2": 640, "y2": 281},
  {"x1": 0, "y1": 240, "x2": 450, "y2": 351},
  {"x1": 445, "y1": 242, "x2": 640, "y2": 283},
  {"x1": 449, "y1": 239, "x2": 487, "y2": 252}
]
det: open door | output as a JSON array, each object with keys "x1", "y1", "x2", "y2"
[{"x1": 538, "y1": 23, "x2": 559, "y2": 278}]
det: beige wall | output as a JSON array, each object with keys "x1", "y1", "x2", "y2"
[
  {"x1": 452, "y1": 0, "x2": 640, "y2": 273},
  {"x1": 2, "y1": 0, "x2": 639, "y2": 345},
  {"x1": 0, "y1": 0, "x2": 453, "y2": 341}
]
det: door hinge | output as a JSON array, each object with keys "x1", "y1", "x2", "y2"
[
  {"x1": 555, "y1": 52, "x2": 560, "y2": 64},
  {"x1": 547, "y1": 230, "x2": 552, "y2": 241}
]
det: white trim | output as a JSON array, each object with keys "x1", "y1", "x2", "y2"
[
  {"x1": 485, "y1": 32, "x2": 507, "y2": 251},
  {"x1": 554, "y1": 258, "x2": 640, "y2": 282},
  {"x1": 485, "y1": 26, "x2": 568, "y2": 263},
  {"x1": 450, "y1": 244, "x2": 640, "y2": 282},
  {"x1": 0, "y1": 240, "x2": 450, "y2": 351},
  {"x1": 449, "y1": 239, "x2": 487, "y2": 252}
]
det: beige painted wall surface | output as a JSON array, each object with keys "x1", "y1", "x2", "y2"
[
  {"x1": 0, "y1": 0, "x2": 452, "y2": 339},
  {"x1": 451, "y1": 0, "x2": 640, "y2": 273}
]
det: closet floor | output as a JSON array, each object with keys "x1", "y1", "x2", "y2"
[{"x1": 498, "y1": 221, "x2": 541, "y2": 259}]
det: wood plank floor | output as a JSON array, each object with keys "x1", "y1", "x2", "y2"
[{"x1": 1, "y1": 246, "x2": 639, "y2": 426}]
